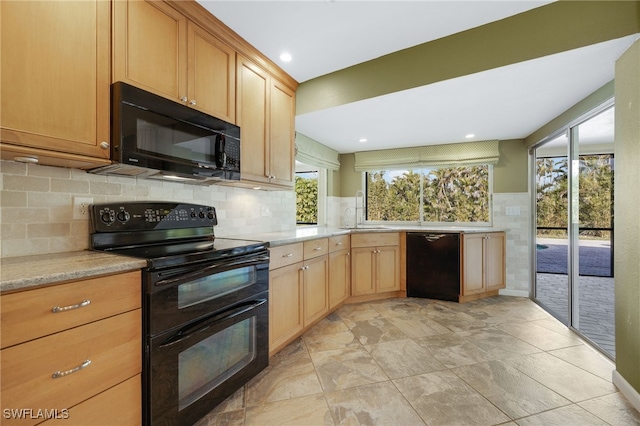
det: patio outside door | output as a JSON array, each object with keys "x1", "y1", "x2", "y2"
[{"x1": 533, "y1": 105, "x2": 615, "y2": 359}]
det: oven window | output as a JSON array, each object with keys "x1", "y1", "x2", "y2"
[
  {"x1": 178, "y1": 317, "x2": 256, "y2": 410},
  {"x1": 178, "y1": 266, "x2": 256, "y2": 309}
]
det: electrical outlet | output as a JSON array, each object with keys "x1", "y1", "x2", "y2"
[
  {"x1": 73, "y1": 197, "x2": 93, "y2": 219},
  {"x1": 261, "y1": 205, "x2": 270, "y2": 217}
]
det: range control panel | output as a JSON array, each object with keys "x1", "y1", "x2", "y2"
[{"x1": 90, "y1": 202, "x2": 217, "y2": 232}]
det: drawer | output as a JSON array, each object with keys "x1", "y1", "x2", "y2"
[
  {"x1": 351, "y1": 232, "x2": 399, "y2": 248},
  {"x1": 40, "y1": 375, "x2": 141, "y2": 426},
  {"x1": 303, "y1": 238, "x2": 328, "y2": 259},
  {"x1": 269, "y1": 243, "x2": 303, "y2": 270},
  {"x1": 329, "y1": 235, "x2": 350, "y2": 252},
  {"x1": 1, "y1": 310, "x2": 142, "y2": 426},
  {"x1": 1, "y1": 271, "x2": 141, "y2": 349}
]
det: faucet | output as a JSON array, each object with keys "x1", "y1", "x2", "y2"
[
  {"x1": 354, "y1": 190, "x2": 365, "y2": 228},
  {"x1": 344, "y1": 208, "x2": 353, "y2": 228}
]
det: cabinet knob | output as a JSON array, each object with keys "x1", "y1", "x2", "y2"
[
  {"x1": 189, "y1": 99, "x2": 197, "y2": 106},
  {"x1": 99, "y1": 141, "x2": 109, "y2": 150},
  {"x1": 180, "y1": 96, "x2": 188, "y2": 102}
]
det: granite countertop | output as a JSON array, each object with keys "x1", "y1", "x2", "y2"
[
  {"x1": 252, "y1": 225, "x2": 502, "y2": 247},
  {"x1": 0, "y1": 251, "x2": 147, "y2": 293}
]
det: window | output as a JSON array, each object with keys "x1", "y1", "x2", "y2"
[
  {"x1": 296, "y1": 170, "x2": 318, "y2": 225},
  {"x1": 366, "y1": 165, "x2": 491, "y2": 224}
]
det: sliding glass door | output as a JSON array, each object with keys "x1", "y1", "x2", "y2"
[{"x1": 533, "y1": 105, "x2": 615, "y2": 358}]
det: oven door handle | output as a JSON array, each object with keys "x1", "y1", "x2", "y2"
[
  {"x1": 158, "y1": 298, "x2": 267, "y2": 348},
  {"x1": 155, "y1": 255, "x2": 269, "y2": 287}
]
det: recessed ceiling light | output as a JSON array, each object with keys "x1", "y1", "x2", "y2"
[
  {"x1": 465, "y1": 134, "x2": 475, "y2": 139},
  {"x1": 279, "y1": 52, "x2": 292, "y2": 62},
  {"x1": 358, "y1": 138, "x2": 367, "y2": 143}
]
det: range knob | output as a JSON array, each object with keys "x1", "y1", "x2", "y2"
[
  {"x1": 116, "y1": 210, "x2": 130, "y2": 223},
  {"x1": 101, "y1": 210, "x2": 115, "y2": 224},
  {"x1": 207, "y1": 211, "x2": 215, "y2": 220},
  {"x1": 198, "y1": 211, "x2": 206, "y2": 219}
]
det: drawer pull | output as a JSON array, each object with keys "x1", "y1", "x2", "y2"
[
  {"x1": 282, "y1": 253, "x2": 293, "y2": 258},
  {"x1": 52, "y1": 360, "x2": 91, "y2": 379},
  {"x1": 52, "y1": 299, "x2": 91, "y2": 313},
  {"x1": 336, "y1": 242, "x2": 343, "y2": 245},
  {"x1": 314, "y1": 246, "x2": 322, "y2": 251}
]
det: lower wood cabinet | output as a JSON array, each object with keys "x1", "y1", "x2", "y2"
[
  {"x1": 269, "y1": 260, "x2": 304, "y2": 355},
  {"x1": 328, "y1": 235, "x2": 351, "y2": 309},
  {"x1": 0, "y1": 271, "x2": 142, "y2": 426},
  {"x1": 351, "y1": 233, "x2": 400, "y2": 298},
  {"x1": 268, "y1": 240, "x2": 330, "y2": 355},
  {"x1": 461, "y1": 232, "x2": 506, "y2": 301}
]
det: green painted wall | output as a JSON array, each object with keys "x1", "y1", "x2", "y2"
[
  {"x1": 338, "y1": 140, "x2": 528, "y2": 197},
  {"x1": 297, "y1": 1, "x2": 640, "y2": 115},
  {"x1": 614, "y1": 40, "x2": 640, "y2": 395},
  {"x1": 493, "y1": 140, "x2": 528, "y2": 193}
]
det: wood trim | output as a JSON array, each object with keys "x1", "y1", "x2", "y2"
[
  {"x1": 0, "y1": 142, "x2": 111, "y2": 170},
  {"x1": 345, "y1": 291, "x2": 403, "y2": 305},
  {"x1": 459, "y1": 290, "x2": 499, "y2": 303}
]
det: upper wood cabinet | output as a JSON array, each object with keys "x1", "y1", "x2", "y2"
[
  {"x1": 237, "y1": 55, "x2": 295, "y2": 189},
  {"x1": 113, "y1": 0, "x2": 236, "y2": 122},
  {"x1": 0, "y1": 0, "x2": 111, "y2": 168}
]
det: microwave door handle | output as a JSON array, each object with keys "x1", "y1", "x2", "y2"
[
  {"x1": 215, "y1": 134, "x2": 226, "y2": 168},
  {"x1": 155, "y1": 255, "x2": 269, "y2": 287},
  {"x1": 158, "y1": 298, "x2": 267, "y2": 348}
]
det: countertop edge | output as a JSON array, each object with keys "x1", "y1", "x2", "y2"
[
  {"x1": 1, "y1": 251, "x2": 147, "y2": 293},
  {"x1": 257, "y1": 226, "x2": 504, "y2": 247}
]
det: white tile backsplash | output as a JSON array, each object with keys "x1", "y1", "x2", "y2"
[{"x1": 0, "y1": 160, "x2": 296, "y2": 258}]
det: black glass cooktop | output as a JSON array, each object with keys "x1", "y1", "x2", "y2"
[
  {"x1": 89, "y1": 202, "x2": 269, "y2": 270},
  {"x1": 104, "y1": 237, "x2": 268, "y2": 270}
]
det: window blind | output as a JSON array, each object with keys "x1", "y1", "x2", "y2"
[
  {"x1": 295, "y1": 132, "x2": 341, "y2": 171},
  {"x1": 354, "y1": 140, "x2": 500, "y2": 172}
]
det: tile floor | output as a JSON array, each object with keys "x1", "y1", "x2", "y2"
[{"x1": 195, "y1": 296, "x2": 640, "y2": 426}]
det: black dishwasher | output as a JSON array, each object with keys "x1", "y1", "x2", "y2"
[{"x1": 406, "y1": 232, "x2": 460, "y2": 302}]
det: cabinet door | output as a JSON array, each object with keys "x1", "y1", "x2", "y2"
[
  {"x1": 303, "y1": 256, "x2": 329, "y2": 326},
  {"x1": 1, "y1": 310, "x2": 141, "y2": 425},
  {"x1": 376, "y1": 246, "x2": 400, "y2": 292},
  {"x1": 462, "y1": 233, "x2": 485, "y2": 295},
  {"x1": 484, "y1": 232, "x2": 506, "y2": 291},
  {"x1": 351, "y1": 247, "x2": 375, "y2": 296},
  {"x1": 237, "y1": 56, "x2": 269, "y2": 184},
  {"x1": 0, "y1": 0, "x2": 110, "y2": 159},
  {"x1": 329, "y1": 249, "x2": 350, "y2": 309},
  {"x1": 113, "y1": 0, "x2": 187, "y2": 102},
  {"x1": 269, "y1": 263, "x2": 303, "y2": 352},
  {"x1": 188, "y1": 22, "x2": 236, "y2": 123},
  {"x1": 268, "y1": 79, "x2": 295, "y2": 187},
  {"x1": 41, "y1": 375, "x2": 141, "y2": 426}
]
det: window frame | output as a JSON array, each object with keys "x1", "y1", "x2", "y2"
[
  {"x1": 362, "y1": 164, "x2": 494, "y2": 227},
  {"x1": 295, "y1": 166, "x2": 327, "y2": 227}
]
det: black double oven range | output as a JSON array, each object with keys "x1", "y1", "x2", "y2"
[{"x1": 90, "y1": 202, "x2": 269, "y2": 425}]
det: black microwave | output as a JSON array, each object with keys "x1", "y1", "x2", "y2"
[{"x1": 90, "y1": 82, "x2": 240, "y2": 183}]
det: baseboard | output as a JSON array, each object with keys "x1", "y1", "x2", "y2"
[
  {"x1": 498, "y1": 288, "x2": 529, "y2": 297},
  {"x1": 612, "y1": 370, "x2": 640, "y2": 413}
]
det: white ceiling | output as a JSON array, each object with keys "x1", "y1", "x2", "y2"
[{"x1": 199, "y1": 1, "x2": 638, "y2": 154}]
